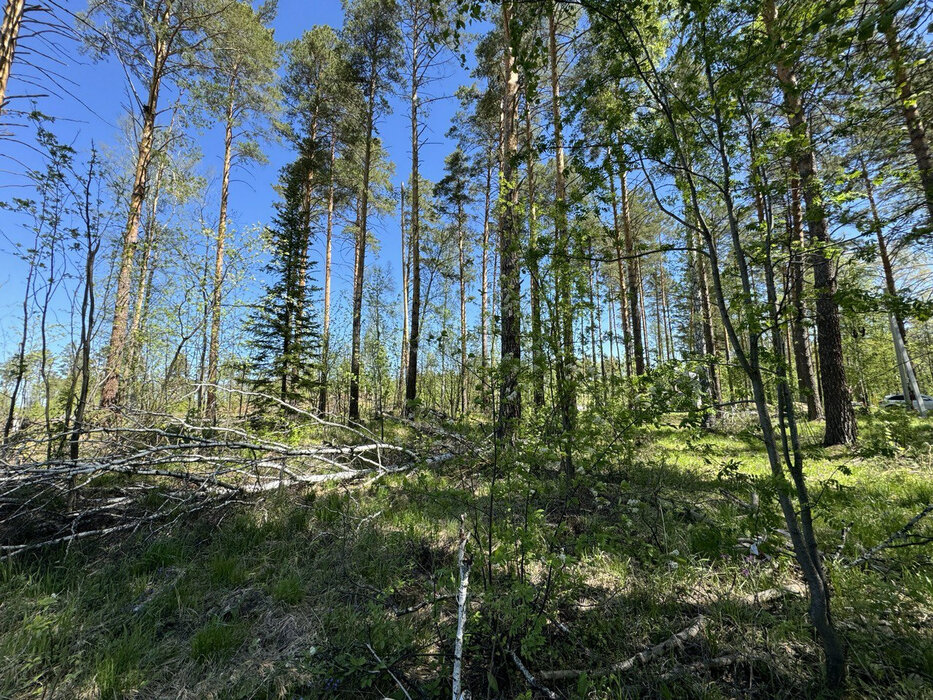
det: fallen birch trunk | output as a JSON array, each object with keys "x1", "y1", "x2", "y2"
[{"x1": 538, "y1": 615, "x2": 707, "y2": 681}]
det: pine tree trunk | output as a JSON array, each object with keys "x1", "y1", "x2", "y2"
[
  {"x1": 497, "y1": 0, "x2": 521, "y2": 440},
  {"x1": 405, "y1": 42, "x2": 422, "y2": 415},
  {"x1": 525, "y1": 100, "x2": 545, "y2": 408},
  {"x1": 588, "y1": 252, "x2": 599, "y2": 380},
  {"x1": 126, "y1": 158, "x2": 164, "y2": 378},
  {"x1": 653, "y1": 261, "x2": 663, "y2": 364},
  {"x1": 207, "y1": 77, "x2": 236, "y2": 424},
  {"x1": 684, "y1": 205, "x2": 722, "y2": 417},
  {"x1": 549, "y1": 3, "x2": 576, "y2": 475},
  {"x1": 0, "y1": 0, "x2": 25, "y2": 114},
  {"x1": 608, "y1": 161, "x2": 632, "y2": 376},
  {"x1": 697, "y1": 250, "x2": 721, "y2": 406},
  {"x1": 349, "y1": 76, "x2": 376, "y2": 422},
  {"x1": 458, "y1": 201, "x2": 468, "y2": 417},
  {"x1": 882, "y1": 9, "x2": 933, "y2": 224},
  {"x1": 101, "y1": 40, "x2": 168, "y2": 408},
  {"x1": 595, "y1": 268, "x2": 607, "y2": 389},
  {"x1": 638, "y1": 258, "x2": 650, "y2": 370},
  {"x1": 762, "y1": 0, "x2": 856, "y2": 446}
]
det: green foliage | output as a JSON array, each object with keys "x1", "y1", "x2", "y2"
[
  {"x1": 859, "y1": 409, "x2": 933, "y2": 457},
  {"x1": 247, "y1": 161, "x2": 322, "y2": 408}
]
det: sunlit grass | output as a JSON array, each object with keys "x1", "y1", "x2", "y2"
[{"x1": 0, "y1": 412, "x2": 929, "y2": 697}]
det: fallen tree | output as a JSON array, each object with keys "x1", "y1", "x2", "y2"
[{"x1": 0, "y1": 390, "x2": 457, "y2": 559}]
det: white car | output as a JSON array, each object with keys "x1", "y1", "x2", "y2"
[{"x1": 880, "y1": 393, "x2": 933, "y2": 411}]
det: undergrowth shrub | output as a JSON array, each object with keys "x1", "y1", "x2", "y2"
[{"x1": 859, "y1": 410, "x2": 914, "y2": 457}]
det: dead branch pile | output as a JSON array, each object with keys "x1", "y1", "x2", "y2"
[{"x1": 0, "y1": 396, "x2": 449, "y2": 559}]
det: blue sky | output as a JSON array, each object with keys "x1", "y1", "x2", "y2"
[{"x1": 0, "y1": 0, "x2": 476, "y2": 357}]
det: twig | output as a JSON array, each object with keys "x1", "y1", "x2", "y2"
[
  {"x1": 366, "y1": 643, "x2": 412, "y2": 700},
  {"x1": 847, "y1": 503, "x2": 933, "y2": 567},
  {"x1": 509, "y1": 649, "x2": 558, "y2": 699}
]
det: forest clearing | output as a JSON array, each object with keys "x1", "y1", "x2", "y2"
[
  {"x1": 0, "y1": 409, "x2": 931, "y2": 698},
  {"x1": 1, "y1": 0, "x2": 933, "y2": 696}
]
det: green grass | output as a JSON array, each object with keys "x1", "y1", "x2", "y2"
[
  {"x1": 190, "y1": 617, "x2": 248, "y2": 662},
  {"x1": 0, "y1": 413, "x2": 930, "y2": 698}
]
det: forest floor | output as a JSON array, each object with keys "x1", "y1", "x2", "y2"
[{"x1": 1, "y1": 410, "x2": 932, "y2": 699}]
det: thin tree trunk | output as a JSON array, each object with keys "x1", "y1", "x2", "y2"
[
  {"x1": 71, "y1": 167, "x2": 99, "y2": 460},
  {"x1": 349, "y1": 76, "x2": 376, "y2": 422},
  {"x1": 638, "y1": 257, "x2": 650, "y2": 370},
  {"x1": 595, "y1": 270, "x2": 607, "y2": 390},
  {"x1": 196, "y1": 241, "x2": 210, "y2": 412},
  {"x1": 619, "y1": 166, "x2": 645, "y2": 375},
  {"x1": 787, "y1": 175, "x2": 823, "y2": 419},
  {"x1": 608, "y1": 161, "x2": 632, "y2": 376},
  {"x1": 126, "y1": 166, "x2": 163, "y2": 376},
  {"x1": 861, "y1": 158, "x2": 905, "y2": 339},
  {"x1": 399, "y1": 185, "x2": 409, "y2": 410},
  {"x1": 653, "y1": 261, "x2": 663, "y2": 365},
  {"x1": 480, "y1": 161, "x2": 491, "y2": 370},
  {"x1": 318, "y1": 134, "x2": 337, "y2": 415},
  {"x1": 207, "y1": 76, "x2": 236, "y2": 423},
  {"x1": 607, "y1": 281, "x2": 617, "y2": 382},
  {"x1": 660, "y1": 261, "x2": 674, "y2": 361},
  {"x1": 3, "y1": 251, "x2": 35, "y2": 442},
  {"x1": 756, "y1": 164, "x2": 846, "y2": 695},
  {"x1": 697, "y1": 254, "x2": 721, "y2": 405},
  {"x1": 458, "y1": 202, "x2": 468, "y2": 417},
  {"x1": 862, "y1": 159, "x2": 920, "y2": 405},
  {"x1": 549, "y1": 2, "x2": 575, "y2": 474},
  {"x1": 696, "y1": 29, "x2": 846, "y2": 685},
  {"x1": 588, "y1": 252, "x2": 598, "y2": 381},
  {"x1": 101, "y1": 36, "x2": 168, "y2": 408}
]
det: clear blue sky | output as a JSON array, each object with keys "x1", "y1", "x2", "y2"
[{"x1": 0, "y1": 0, "x2": 474, "y2": 356}]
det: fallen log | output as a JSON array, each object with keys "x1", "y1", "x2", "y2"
[
  {"x1": 538, "y1": 616, "x2": 707, "y2": 681},
  {"x1": 534, "y1": 581, "x2": 806, "y2": 682}
]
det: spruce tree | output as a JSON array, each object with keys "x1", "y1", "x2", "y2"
[{"x1": 248, "y1": 162, "x2": 320, "y2": 407}]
